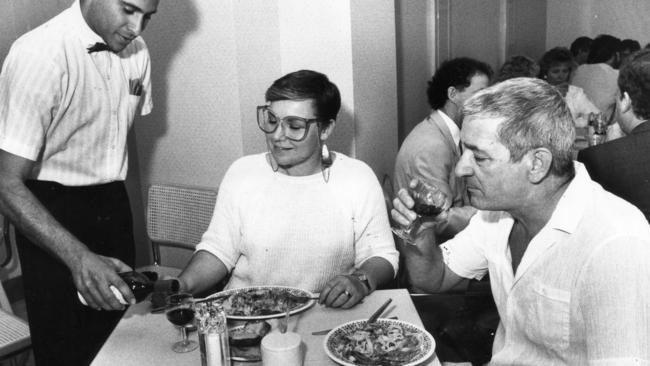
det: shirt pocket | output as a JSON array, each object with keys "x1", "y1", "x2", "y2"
[{"x1": 525, "y1": 284, "x2": 570, "y2": 352}]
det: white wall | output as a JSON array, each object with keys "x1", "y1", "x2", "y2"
[
  {"x1": 547, "y1": 0, "x2": 650, "y2": 49},
  {"x1": 395, "y1": 0, "x2": 435, "y2": 143},
  {"x1": 137, "y1": 0, "x2": 399, "y2": 267}
]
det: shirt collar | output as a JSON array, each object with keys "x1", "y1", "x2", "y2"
[
  {"x1": 69, "y1": 0, "x2": 105, "y2": 50},
  {"x1": 631, "y1": 120, "x2": 650, "y2": 135},
  {"x1": 545, "y1": 162, "x2": 591, "y2": 234},
  {"x1": 437, "y1": 110, "x2": 461, "y2": 147}
]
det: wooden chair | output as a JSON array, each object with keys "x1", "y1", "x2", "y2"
[{"x1": 137, "y1": 184, "x2": 218, "y2": 278}]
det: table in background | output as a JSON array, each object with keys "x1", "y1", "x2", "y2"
[{"x1": 91, "y1": 288, "x2": 440, "y2": 366}]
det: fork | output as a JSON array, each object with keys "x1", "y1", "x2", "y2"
[{"x1": 311, "y1": 316, "x2": 398, "y2": 335}]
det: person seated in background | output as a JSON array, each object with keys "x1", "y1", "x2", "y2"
[
  {"x1": 394, "y1": 57, "x2": 492, "y2": 246},
  {"x1": 571, "y1": 35, "x2": 620, "y2": 121},
  {"x1": 578, "y1": 49, "x2": 650, "y2": 224},
  {"x1": 538, "y1": 46, "x2": 600, "y2": 145},
  {"x1": 619, "y1": 38, "x2": 641, "y2": 68},
  {"x1": 392, "y1": 77, "x2": 650, "y2": 364},
  {"x1": 570, "y1": 36, "x2": 592, "y2": 65},
  {"x1": 177, "y1": 70, "x2": 398, "y2": 308},
  {"x1": 495, "y1": 55, "x2": 539, "y2": 82}
]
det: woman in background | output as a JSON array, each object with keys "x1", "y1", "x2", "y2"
[
  {"x1": 178, "y1": 70, "x2": 398, "y2": 308},
  {"x1": 539, "y1": 47, "x2": 602, "y2": 146}
]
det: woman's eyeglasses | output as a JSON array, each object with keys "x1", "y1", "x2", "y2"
[{"x1": 257, "y1": 105, "x2": 321, "y2": 142}]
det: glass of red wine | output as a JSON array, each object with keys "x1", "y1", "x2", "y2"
[
  {"x1": 391, "y1": 179, "x2": 450, "y2": 245},
  {"x1": 166, "y1": 293, "x2": 198, "y2": 353}
]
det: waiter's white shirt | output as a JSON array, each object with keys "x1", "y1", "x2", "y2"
[
  {"x1": 441, "y1": 163, "x2": 650, "y2": 365},
  {"x1": 0, "y1": 0, "x2": 152, "y2": 186}
]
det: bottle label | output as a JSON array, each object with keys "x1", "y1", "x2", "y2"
[{"x1": 77, "y1": 285, "x2": 128, "y2": 306}]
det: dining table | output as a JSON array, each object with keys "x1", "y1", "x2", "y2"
[{"x1": 91, "y1": 288, "x2": 441, "y2": 366}]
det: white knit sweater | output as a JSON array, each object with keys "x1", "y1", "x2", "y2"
[{"x1": 195, "y1": 152, "x2": 399, "y2": 293}]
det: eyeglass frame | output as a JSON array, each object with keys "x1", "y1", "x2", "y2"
[{"x1": 256, "y1": 105, "x2": 323, "y2": 142}]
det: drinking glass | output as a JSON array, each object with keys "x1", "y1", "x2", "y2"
[
  {"x1": 391, "y1": 180, "x2": 449, "y2": 245},
  {"x1": 166, "y1": 293, "x2": 198, "y2": 353}
]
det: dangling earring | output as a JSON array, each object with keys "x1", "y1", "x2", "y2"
[
  {"x1": 321, "y1": 143, "x2": 332, "y2": 168},
  {"x1": 321, "y1": 143, "x2": 332, "y2": 182},
  {"x1": 266, "y1": 152, "x2": 279, "y2": 172}
]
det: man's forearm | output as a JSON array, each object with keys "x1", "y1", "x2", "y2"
[
  {"x1": 400, "y1": 227, "x2": 447, "y2": 293},
  {"x1": 0, "y1": 177, "x2": 90, "y2": 269}
]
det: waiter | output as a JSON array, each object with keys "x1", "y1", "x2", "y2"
[{"x1": 0, "y1": 0, "x2": 159, "y2": 364}]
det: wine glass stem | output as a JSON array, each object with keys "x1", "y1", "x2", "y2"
[{"x1": 180, "y1": 326, "x2": 188, "y2": 345}]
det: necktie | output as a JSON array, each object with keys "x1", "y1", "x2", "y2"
[{"x1": 87, "y1": 42, "x2": 111, "y2": 53}]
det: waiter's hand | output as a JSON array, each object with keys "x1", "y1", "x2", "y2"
[
  {"x1": 71, "y1": 251, "x2": 134, "y2": 311},
  {"x1": 319, "y1": 275, "x2": 367, "y2": 309}
]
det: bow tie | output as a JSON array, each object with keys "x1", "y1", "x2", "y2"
[{"x1": 87, "y1": 42, "x2": 112, "y2": 53}]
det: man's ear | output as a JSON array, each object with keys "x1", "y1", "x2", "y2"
[
  {"x1": 527, "y1": 148, "x2": 553, "y2": 184},
  {"x1": 447, "y1": 86, "x2": 458, "y2": 101},
  {"x1": 619, "y1": 91, "x2": 633, "y2": 114}
]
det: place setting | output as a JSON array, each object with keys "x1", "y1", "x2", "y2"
[{"x1": 156, "y1": 287, "x2": 438, "y2": 366}]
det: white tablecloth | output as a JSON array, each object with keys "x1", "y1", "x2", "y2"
[{"x1": 91, "y1": 288, "x2": 440, "y2": 366}]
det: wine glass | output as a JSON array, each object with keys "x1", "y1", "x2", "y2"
[
  {"x1": 391, "y1": 179, "x2": 450, "y2": 245},
  {"x1": 165, "y1": 293, "x2": 198, "y2": 353}
]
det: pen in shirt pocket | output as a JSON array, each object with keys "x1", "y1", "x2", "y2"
[{"x1": 129, "y1": 78, "x2": 143, "y2": 96}]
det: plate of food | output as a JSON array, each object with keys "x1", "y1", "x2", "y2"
[
  {"x1": 324, "y1": 318, "x2": 435, "y2": 366},
  {"x1": 206, "y1": 286, "x2": 317, "y2": 320}
]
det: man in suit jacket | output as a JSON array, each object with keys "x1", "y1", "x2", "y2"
[
  {"x1": 578, "y1": 49, "x2": 650, "y2": 223},
  {"x1": 394, "y1": 57, "x2": 492, "y2": 243}
]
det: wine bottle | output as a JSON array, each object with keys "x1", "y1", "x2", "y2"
[{"x1": 77, "y1": 270, "x2": 179, "y2": 306}]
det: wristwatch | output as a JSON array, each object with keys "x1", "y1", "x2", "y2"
[{"x1": 351, "y1": 272, "x2": 371, "y2": 294}]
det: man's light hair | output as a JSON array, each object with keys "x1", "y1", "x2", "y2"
[{"x1": 462, "y1": 77, "x2": 575, "y2": 177}]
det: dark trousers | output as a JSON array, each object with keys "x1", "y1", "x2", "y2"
[{"x1": 15, "y1": 180, "x2": 135, "y2": 366}]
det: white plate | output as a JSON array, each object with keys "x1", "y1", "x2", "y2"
[
  {"x1": 207, "y1": 286, "x2": 316, "y2": 320},
  {"x1": 324, "y1": 318, "x2": 435, "y2": 366}
]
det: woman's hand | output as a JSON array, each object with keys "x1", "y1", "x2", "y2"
[{"x1": 319, "y1": 274, "x2": 368, "y2": 308}]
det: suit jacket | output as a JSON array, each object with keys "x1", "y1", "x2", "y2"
[
  {"x1": 393, "y1": 110, "x2": 476, "y2": 242},
  {"x1": 577, "y1": 121, "x2": 650, "y2": 223}
]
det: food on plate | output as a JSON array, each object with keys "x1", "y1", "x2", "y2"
[
  {"x1": 214, "y1": 287, "x2": 311, "y2": 317},
  {"x1": 229, "y1": 321, "x2": 271, "y2": 347},
  {"x1": 330, "y1": 322, "x2": 425, "y2": 365}
]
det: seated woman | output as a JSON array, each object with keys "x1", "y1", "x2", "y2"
[
  {"x1": 178, "y1": 70, "x2": 398, "y2": 308},
  {"x1": 538, "y1": 47, "x2": 602, "y2": 147}
]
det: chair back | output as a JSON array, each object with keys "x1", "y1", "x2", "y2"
[
  {"x1": 0, "y1": 281, "x2": 30, "y2": 360},
  {"x1": 146, "y1": 184, "x2": 217, "y2": 265}
]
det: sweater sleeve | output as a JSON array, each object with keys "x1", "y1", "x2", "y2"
[
  {"x1": 194, "y1": 160, "x2": 243, "y2": 270},
  {"x1": 348, "y1": 161, "x2": 399, "y2": 276}
]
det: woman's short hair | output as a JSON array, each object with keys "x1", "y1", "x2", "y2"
[
  {"x1": 538, "y1": 47, "x2": 574, "y2": 79},
  {"x1": 462, "y1": 77, "x2": 575, "y2": 178},
  {"x1": 265, "y1": 70, "x2": 341, "y2": 125},
  {"x1": 496, "y1": 55, "x2": 539, "y2": 82}
]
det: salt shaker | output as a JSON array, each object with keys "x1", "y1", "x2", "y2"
[{"x1": 195, "y1": 301, "x2": 231, "y2": 366}]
